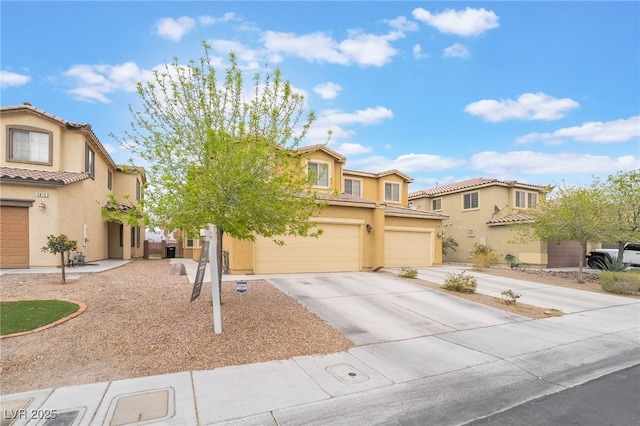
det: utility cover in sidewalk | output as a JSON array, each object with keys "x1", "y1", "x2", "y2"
[
  {"x1": 108, "y1": 388, "x2": 173, "y2": 425},
  {"x1": 42, "y1": 409, "x2": 82, "y2": 426},
  {"x1": 327, "y1": 364, "x2": 370, "y2": 384}
]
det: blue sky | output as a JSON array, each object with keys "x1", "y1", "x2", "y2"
[{"x1": 2, "y1": 1, "x2": 639, "y2": 192}]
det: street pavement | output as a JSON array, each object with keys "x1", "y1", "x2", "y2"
[{"x1": 1, "y1": 261, "x2": 638, "y2": 425}]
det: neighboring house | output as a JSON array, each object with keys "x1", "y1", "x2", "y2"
[
  {"x1": 189, "y1": 145, "x2": 448, "y2": 274},
  {"x1": 409, "y1": 177, "x2": 555, "y2": 267},
  {"x1": 0, "y1": 103, "x2": 145, "y2": 268}
]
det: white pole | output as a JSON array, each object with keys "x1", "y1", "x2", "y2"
[{"x1": 209, "y1": 225, "x2": 222, "y2": 334}]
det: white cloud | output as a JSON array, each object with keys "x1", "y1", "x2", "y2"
[
  {"x1": 386, "y1": 16, "x2": 419, "y2": 32},
  {"x1": 465, "y1": 92, "x2": 580, "y2": 122},
  {"x1": 517, "y1": 116, "x2": 640, "y2": 144},
  {"x1": 64, "y1": 62, "x2": 153, "y2": 103},
  {"x1": 156, "y1": 17, "x2": 196, "y2": 42},
  {"x1": 208, "y1": 39, "x2": 262, "y2": 69},
  {"x1": 304, "y1": 106, "x2": 394, "y2": 145},
  {"x1": 348, "y1": 153, "x2": 465, "y2": 174},
  {"x1": 0, "y1": 70, "x2": 31, "y2": 88},
  {"x1": 470, "y1": 151, "x2": 639, "y2": 174},
  {"x1": 261, "y1": 29, "x2": 401, "y2": 67},
  {"x1": 412, "y1": 7, "x2": 499, "y2": 36},
  {"x1": 443, "y1": 43, "x2": 470, "y2": 58},
  {"x1": 199, "y1": 12, "x2": 235, "y2": 26},
  {"x1": 334, "y1": 143, "x2": 372, "y2": 155},
  {"x1": 413, "y1": 44, "x2": 428, "y2": 59},
  {"x1": 314, "y1": 82, "x2": 343, "y2": 100}
]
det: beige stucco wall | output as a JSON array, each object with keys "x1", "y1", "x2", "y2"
[{"x1": 1, "y1": 108, "x2": 144, "y2": 267}]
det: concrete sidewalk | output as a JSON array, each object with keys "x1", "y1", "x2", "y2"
[{"x1": 1, "y1": 262, "x2": 638, "y2": 425}]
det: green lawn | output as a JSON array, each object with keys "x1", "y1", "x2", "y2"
[{"x1": 1, "y1": 300, "x2": 80, "y2": 335}]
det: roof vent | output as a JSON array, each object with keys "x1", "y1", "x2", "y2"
[{"x1": 23, "y1": 102, "x2": 32, "y2": 106}]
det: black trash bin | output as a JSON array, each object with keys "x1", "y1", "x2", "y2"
[{"x1": 166, "y1": 246, "x2": 176, "y2": 258}]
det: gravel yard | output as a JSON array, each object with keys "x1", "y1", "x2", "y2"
[{"x1": 0, "y1": 259, "x2": 353, "y2": 395}]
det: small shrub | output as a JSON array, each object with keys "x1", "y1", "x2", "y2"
[
  {"x1": 472, "y1": 244, "x2": 499, "y2": 270},
  {"x1": 443, "y1": 272, "x2": 477, "y2": 293},
  {"x1": 442, "y1": 236, "x2": 458, "y2": 256},
  {"x1": 501, "y1": 289, "x2": 521, "y2": 305},
  {"x1": 600, "y1": 271, "x2": 640, "y2": 295},
  {"x1": 604, "y1": 257, "x2": 629, "y2": 272},
  {"x1": 398, "y1": 267, "x2": 418, "y2": 279}
]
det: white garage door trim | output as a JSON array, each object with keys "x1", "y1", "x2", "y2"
[
  {"x1": 384, "y1": 226, "x2": 434, "y2": 268},
  {"x1": 254, "y1": 219, "x2": 363, "y2": 274}
]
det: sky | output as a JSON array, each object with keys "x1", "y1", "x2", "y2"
[{"x1": 1, "y1": 1, "x2": 639, "y2": 192}]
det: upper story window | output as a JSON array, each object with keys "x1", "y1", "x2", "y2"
[
  {"x1": 85, "y1": 144, "x2": 95, "y2": 178},
  {"x1": 344, "y1": 178, "x2": 361, "y2": 197},
  {"x1": 308, "y1": 161, "x2": 329, "y2": 187},
  {"x1": 463, "y1": 192, "x2": 479, "y2": 210},
  {"x1": 136, "y1": 179, "x2": 142, "y2": 200},
  {"x1": 7, "y1": 128, "x2": 52, "y2": 164},
  {"x1": 384, "y1": 182, "x2": 400, "y2": 203},
  {"x1": 516, "y1": 190, "x2": 538, "y2": 208},
  {"x1": 107, "y1": 169, "x2": 113, "y2": 189},
  {"x1": 432, "y1": 198, "x2": 442, "y2": 211}
]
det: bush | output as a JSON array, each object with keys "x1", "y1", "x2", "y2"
[
  {"x1": 398, "y1": 267, "x2": 418, "y2": 279},
  {"x1": 501, "y1": 289, "x2": 521, "y2": 305},
  {"x1": 472, "y1": 244, "x2": 499, "y2": 270},
  {"x1": 600, "y1": 271, "x2": 640, "y2": 295},
  {"x1": 443, "y1": 272, "x2": 477, "y2": 293},
  {"x1": 604, "y1": 257, "x2": 630, "y2": 272}
]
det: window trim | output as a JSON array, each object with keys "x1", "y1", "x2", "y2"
[
  {"x1": 107, "y1": 169, "x2": 113, "y2": 190},
  {"x1": 463, "y1": 191, "x2": 479, "y2": 210},
  {"x1": 515, "y1": 190, "x2": 526, "y2": 208},
  {"x1": 307, "y1": 160, "x2": 330, "y2": 188},
  {"x1": 432, "y1": 198, "x2": 442, "y2": 211},
  {"x1": 528, "y1": 192, "x2": 538, "y2": 208},
  {"x1": 6, "y1": 126, "x2": 53, "y2": 165},
  {"x1": 344, "y1": 177, "x2": 362, "y2": 197},
  {"x1": 85, "y1": 143, "x2": 95, "y2": 178},
  {"x1": 136, "y1": 179, "x2": 141, "y2": 200},
  {"x1": 383, "y1": 181, "x2": 401, "y2": 203}
]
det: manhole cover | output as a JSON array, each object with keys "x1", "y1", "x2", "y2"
[
  {"x1": 326, "y1": 364, "x2": 369, "y2": 384},
  {"x1": 42, "y1": 409, "x2": 82, "y2": 426}
]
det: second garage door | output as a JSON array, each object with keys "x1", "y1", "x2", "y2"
[
  {"x1": 0, "y1": 206, "x2": 30, "y2": 269},
  {"x1": 254, "y1": 222, "x2": 361, "y2": 274},
  {"x1": 385, "y1": 227, "x2": 432, "y2": 268}
]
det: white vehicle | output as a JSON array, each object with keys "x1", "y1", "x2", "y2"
[{"x1": 586, "y1": 243, "x2": 640, "y2": 269}]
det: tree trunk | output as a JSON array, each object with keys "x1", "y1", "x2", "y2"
[
  {"x1": 617, "y1": 241, "x2": 626, "y2": 261},
  {"x1": 216, "y1": 227, "x2": 224, "y2": 301},
  {"x1": 60, "y1": 251, "x2": 66, "y2": 284},
  {"x1": 577, "y1": 242, "x2": 586, "y2": 283}
]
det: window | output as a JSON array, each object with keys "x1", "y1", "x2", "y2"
[
  {"x1": 8, "y1": 128, "x2": 51, "y2": 164},
  {"x1": 107, "y1": 170, "x2": 113, "y2": 189},
  {"x1": 384, "y1": 182, "x2": 400, "y2": 202},
  {"x1": 463, "y1": 192, "x2": 479, "y2": 210},
  {"x1": 528, "y1": 193, "x2": 537, "y2": 208},
  {"x1": 136, "y1": 227, "x2": 141, "y2": 248},
  {"x1": 308, "y1": 161, "x2": 329, "y2": 187},
  {"x1": 85, "y1": 144, "x2": 95, "y2": 178},
  {"x1": 432, "y1": 198, "x2": 442, "y2": 211},
  {"x1": 131, "y1": 226, "x2": 136, "y2": 248},
  {"x1": 136, "y1": 179, "x2": 141, "y2": 200},
  {"x1": 344, "y1": 178, "x2": 361, "y2": 197},
  {"x1": 515, "y1": 191, "x2": 526, "y2": 208},
  {"x1": 186, "y1": 239, "x2": 194, "y2": 247}
]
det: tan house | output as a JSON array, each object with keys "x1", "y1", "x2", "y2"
[
  {"x1": 409, "y1": 178, "x2": 552, "y2": 267},
  {"x1": 190, "y1": 145, "x2": 448, "y2": 274},
  {"x1": 0, "y1": 103, "x2": 145, "y2": 268}
]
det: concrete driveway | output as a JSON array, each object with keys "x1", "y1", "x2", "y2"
[{"x1": 267, "y1": 272, "x2": 529, "y2": 345}]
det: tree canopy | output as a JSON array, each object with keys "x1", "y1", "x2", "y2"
[{"x1": 117, "y1": 43, "x2": 325, "y2": 241}]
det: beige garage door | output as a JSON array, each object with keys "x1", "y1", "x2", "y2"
[
  {"x1": 385, "y1": 229, "x2": 432, "y2": 268},
  {"x1": 0, "y1": 206, "x2": 30, "y2": 268},
  {"x1": 254, "y1": 223, "x2": 361, "y2": 273}
]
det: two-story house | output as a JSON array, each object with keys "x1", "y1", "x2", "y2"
[
  {"x1": 0, "y1": 103, "x2": 145, "y2": 268},
  {"x1": 189, "y1": 144, "x2": 448, "y2": 274},
  {"x1": 409, "y1": 178, "x2": 552, "y2": 267}
]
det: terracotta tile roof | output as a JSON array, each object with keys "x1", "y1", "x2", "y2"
[
  {"x1": 0, "y1": 167, "x2": 91, "y2": 185},
  {"x1": 316, "y1": 192, "x2": 377, "y2": 207},
  {"x1": 409, "y1": 177, "x2": 547, "y2": 198},
  {"x1": 385, "y1": 205, "x2": 448, "y2": 219},
  {"x1": 296, "y1": 144, "x2": 346, "y2": 163},
  {"x1": 486, "y1": 212, "x2": 535, "y2": 225},
  {"x1": 342, "y1": 168, "x2": 414, "y2": 183}
]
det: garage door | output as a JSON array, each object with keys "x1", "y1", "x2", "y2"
[
  {"x1": 254, "y1": 222, "x2": 361, "y2": 273},
  {"x1": 385, "y1": 228, "x2": 432, "y2": 268},
  {"x1": 0, "y1": 206, "x2": 30, "y2": 268}
]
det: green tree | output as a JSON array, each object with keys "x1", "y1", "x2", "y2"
[
  {"x1": 600, "y1": 170, "x2": 640, "y2": 258},
  {"x1": 115, "y1": 44, "x2": 325, "y2": 304},
  {"x1": 524, "y1": 184, "x2": 606, "y2": 281},
  {"x1": 41, "y1": 234, "x2": 77, "y2": 284}
]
